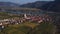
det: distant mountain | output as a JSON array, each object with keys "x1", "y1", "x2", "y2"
[
  {"x1": 0, "y1": 2, "x2": 20, "y2": 7},
  {"x1": 20, "y1": 1, "x2": 49, "y2": 8},
  {"x1": 20, "y1": 0, "x2": 60, "y2": 13},
  {"x1": 40, "y1": 0, "x2": 60, "y2": 12}
]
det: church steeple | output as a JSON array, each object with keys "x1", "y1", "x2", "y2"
[{"x1": 24, "y1": 14, "x2": 27, "y2": 18}]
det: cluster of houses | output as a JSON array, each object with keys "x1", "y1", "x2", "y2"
[{"x1": 0, "y1": 14, "x2": 52, "y2": 29}]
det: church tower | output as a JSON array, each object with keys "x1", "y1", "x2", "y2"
[{"x1": 24, "y1": 14, "x2": 27, "y2": 18}]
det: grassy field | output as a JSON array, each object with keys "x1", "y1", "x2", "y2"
[
  {"x1": 0, "y1": 12, "x2": 22, "y2": 19},
  {"x1": 0, "y1": 22, "x2": 55, "y2": 34},
  {"x1": 0, "y1": 12, "x2": 56, "y2": 34}
]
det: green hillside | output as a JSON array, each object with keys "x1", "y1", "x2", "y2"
[{"x1": 0, "y1": 22, "x2": 55, "y2": 34}]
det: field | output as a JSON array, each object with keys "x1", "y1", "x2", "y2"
[
  {"x1": 0, "y1": 21, "x2": 55, "y2": 34},
  {"x1": 0, "y1": 12, "x2": 56, "y2": 34}
]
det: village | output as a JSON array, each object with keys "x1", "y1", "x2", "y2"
[{"x1": 0, "y1": 14, "x2": 52, "y2": 29}]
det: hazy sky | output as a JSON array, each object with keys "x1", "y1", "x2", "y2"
[{"x1": 0, "y1": 0, "x2": 54, "y2": 4}]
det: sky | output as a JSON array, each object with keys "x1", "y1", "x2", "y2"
[{"x1": 0, "y1": 0, "x2": 54, "y2": 4}]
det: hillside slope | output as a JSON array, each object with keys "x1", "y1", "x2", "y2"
[
  {"x1": 41, "y1": 0, "x2": 60, "y2": 12},
  {"x1": 0, "y1": 2, "x2": 20, "y2": 7},
  {"x1": 20, "y1": 1, "x2": 49, "y2": 8}
]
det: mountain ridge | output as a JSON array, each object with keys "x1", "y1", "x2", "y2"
[
  {"x1": 0, "y1": 2, "x2": 20, "y2": 7},
  {"x1": 20, "y1": 1, "x2": 50, "y2": 8},
  {"x1": 40, "y1": 0, "x2": 60, "y2": 12}
]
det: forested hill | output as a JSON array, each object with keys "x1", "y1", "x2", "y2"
[
  {"x1": 20, "y1": 1, "x2": 49, "y2": 8},
  {"x1": 41, "y1": 0, "x2": 60, "y2": 12},
  {"x1": 0, "y1": 2, "x2": 20, "y2": 7},
  {"x1": 20, "y1": 0, "x2": 60, "y2": 13}
]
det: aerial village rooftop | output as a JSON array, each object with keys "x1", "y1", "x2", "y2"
[{"x1": 0, "y1": 13, "x2": 52, "y2": 26}]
